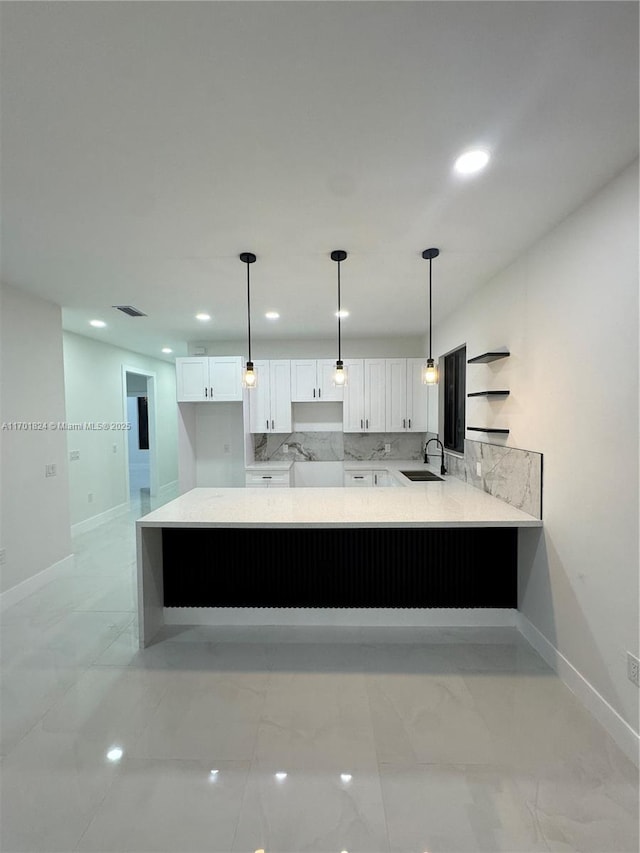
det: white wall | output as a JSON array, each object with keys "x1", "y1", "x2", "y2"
[
  {"x1": 0, "y1": 285, "x2": 72, "y2": 594},
  {"x1": 63, "y1": 332, "x2": 178, "y2": 525},
  {"x1": 434, "y1": 160, "x2": 639, "y2": 737},
  {"x1": 189, "y1": 335, "x2": 426, "y2": 359}
]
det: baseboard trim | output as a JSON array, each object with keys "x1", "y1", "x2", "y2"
[
  {"x1": 516, "y1": 612, "x2": 639, "y2": 767},
  {"x1": 71, "y1": 501, "x2": 130, "y2": 537},
  {"x1": 0, "y1": 554, "x2": 75, "y2": 612},
  {"x1": 164, "y1": 607, "x2": 518, "y2": 628}
]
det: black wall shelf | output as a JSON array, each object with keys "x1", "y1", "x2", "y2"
[
  {"x1": 468, "y1": 427, "x2": 510, "y2": 434},
  {"x1": 468, "y1": 390, "x2": 510, "y2": 398},
  {"x1": 467, "y1": 351, "x2": 510, "y2": 364}
]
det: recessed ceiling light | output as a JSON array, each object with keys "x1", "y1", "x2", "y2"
[
  {"x1": 90, "y1": 319, "x2": 106, "y2": 328},
  {"x1": 454, "y1": 149, "x2": 490, "y2": 175},
  {"x1": 335, "y1": 309, "x2": 349, "y2": 318},
  {"x1": 340, "y1": 773, "x2": 353, "y2": 783},
  {"x1": 208, "y1": 769, "x2": 219, "y2": 781},
  {"x1": 106, "y1": 746, "x2": 123, "y2": 762},
  {"x1": 274, "y1": 771, "x2": 287, "y2": 782},
  {"x1": 265, "y1": 311, "x2": 280, "y2": 320},
  {"x1": 195, "y1": 313, "x2": 211, "y2": 321},
  {"x1": 162, "y1": 347, "x2": 173, "y2": 354}
]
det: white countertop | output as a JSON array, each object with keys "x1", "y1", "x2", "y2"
[
  {"x1": 244, "y1": 461, "x2": 294, "y2": 471},
  {"x1": 138, "y1": 462, "x2": 542, "y2": 529}
]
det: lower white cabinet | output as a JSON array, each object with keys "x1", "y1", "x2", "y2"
[
  {"x1": 343, "y1": 468, "x2": 396, "y2": 487},
  {"x1": 245, "y1": 467, "x2": 292, "y2": 488}
]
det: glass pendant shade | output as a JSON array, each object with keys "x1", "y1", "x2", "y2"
[
  {"x1": 422, "y1": 358, "x2": 438, "y2": 385},
  {"x1": 333, "y1": 359, "x2": 347, "y2": 387},
  {"x1": 243, "y1": 360, "x2": 257, "y2": 389}
]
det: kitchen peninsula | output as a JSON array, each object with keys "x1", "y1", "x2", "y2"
[{"x1": 136, "y1": 465, "x2": 542, "y2": 646}]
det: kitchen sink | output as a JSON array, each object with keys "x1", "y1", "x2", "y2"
[{"x1": 400, "y1": 470, "x2": 444, "y2": 482}]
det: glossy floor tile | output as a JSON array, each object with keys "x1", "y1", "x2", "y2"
[{"x1": 1, "y1": 495, "x2": 638, "y2": 852}]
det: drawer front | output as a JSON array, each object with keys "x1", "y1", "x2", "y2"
[
  {"x1": 344, "y1": 470, "x2": 373, "y2": 487},
  {"x1": 245, "y1": 471, "x2": 290, "y2": 487}
]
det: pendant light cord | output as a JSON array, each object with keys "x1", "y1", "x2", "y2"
[
  {"x1": 246, "y1": 261, "x2": 252, "y2": 364},
  {"x1": 428, "y1": 256, "x2": 432, "y2": 361},
  {"x1": 337, "y1": 258, "x2": 342, "y2": 363}
]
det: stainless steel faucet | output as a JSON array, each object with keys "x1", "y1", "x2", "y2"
[{"x1": 424, "y1": 437, "x2": 447, "y2": 476}]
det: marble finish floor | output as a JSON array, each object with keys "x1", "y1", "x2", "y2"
[{"x1": 1, "y1": 495, "x2": 638, "y2": 852}]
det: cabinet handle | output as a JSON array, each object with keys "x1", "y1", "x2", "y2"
[
  {"x1": 271, "y1": 420, "x2": 274, "y2": 430},
  {"x1": 262, "y1": 476, "x2": 272, "y2": 479},
  {"x1": 204, "y1": 387, "x2": 208, "y2": 397},
  {"x1": 374, "y1": 473, "x2": 378, "y2": 485},
  {"x1": 403, "y1": 419, "x2": 406, "y2": 428},
  {"x1": 354, "y1": 476, "x2": 364, "y2": 479},
  {"x1": 266, "y1": 420, "x2": 269, "y2": 430},
  {"x1": 366, "y1": 419, "x2": 369, "y2": 429},
  {"x1": 408, "y1": 418, "x2": 411, "y2": 428},
  {"x1": 313, "y1": 388, "x2": 316, "y2": 398},
  {"x1": 210, "y1": 387, "x2": 213, "y2": 398},
  {"x1": 360, "y1": 419, "x2": 363, "y2": 429},
  {"x1": 318, "y1": 387, "x2": 321, "y2": 398}
]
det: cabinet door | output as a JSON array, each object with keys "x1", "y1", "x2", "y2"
[
  {"x1": 249, "y1": 360, "x2": 271, "y2": 433},
  {"x1": 209, "y1": 357, "x2": 243, "y2": 401},
  {"x1": 385, "y1": 358, "x2": 408, "y2": 432},
  {"x1": 342, "y1": 359, "x2": 365, "y2": 432},
  {"x1": 407, "y1": 357, "x2": 428, "y2": 432},
  {"x1": 364, "y1": 359, "x2": 386, "y2": 432},
  {"x1": 290, "y1": 360, "x2": 317, "y2": 401},
  {"x1": 176, "y1": 358, "x2": 208, "y2": 402},
  {"x1": 372, "y1": 470, "x2": 393, "y2": 487},
  {"x1": 269, "y1": 360, "x2": 292, "y2": 432},
  {"x1": 317, "y1": 359, "x2": 344, "y2": 402}
]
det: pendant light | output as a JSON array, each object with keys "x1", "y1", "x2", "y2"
[
  {"x1": 331, "y1": 250, "x2": 348, "y2": 386},
  {"x1": 240, "y1": 252, "x2": 257, "y2": 389},
  {"x1": 421, "y1": 247, "x2": 440, "y2": 385}
]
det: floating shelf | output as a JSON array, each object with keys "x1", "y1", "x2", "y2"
[
  {"x1": 467, "y1": 427, "x2": 510, "y2": 434},
  {"x1": 467, "y1": 351, "x2": 510, "y2": 364},
  {"x1": 467, "y1": 390, "x2": 510, "y2": 398}
]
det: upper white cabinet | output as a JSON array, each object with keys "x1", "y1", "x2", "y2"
[
  {"x1": 290, "y1": 359, "x2": 343, "y2": 402},
  {"x1": 249, "y1": 360, "x2": 292, "y2": 433},
  {"x1": 342, "y1": 358, "x2": 386, "y2": 432},
  {"x1": 385, "y1": 358, "x2": 428, "y2": 432},
  {"x1": 176, "y1": 356, "x2": 243, "y2": 402}
]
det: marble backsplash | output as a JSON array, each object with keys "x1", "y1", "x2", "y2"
[
  {"x1": 254, "y1": 432, "x2": 427, "y2": 462},
  {"x1": 444, "y1": 439, "x2": 543, "y2": 519}
]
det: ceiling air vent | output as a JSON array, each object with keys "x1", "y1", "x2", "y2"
[{"x1": 112, "y1": 305, "x2": 147, "y2": 317}]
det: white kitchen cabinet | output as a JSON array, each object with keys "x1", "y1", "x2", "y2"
[
  {"x1": 249, "y1": 360, "x2": 292, "y2": 433},
  {"x1": 343, "y1": 468, "x2": 396, "y2": 487},
  {"x1": 245, "y1": 468, "x2": 292, "y2": 488},
  {"x1": 176, "y1": 356, "x2": 243, "y2": 402},
  {"x1": 385, "y1": 357, "x2": 428, "y2": 432},
  {"x1": 342, "y1": 358, "x2": 386, "y2": 432},
  {"x1": 290, "y1": 359, "x2": 343, "y2": 402}
]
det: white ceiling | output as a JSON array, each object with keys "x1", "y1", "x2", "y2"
[{"x1": 1, "y1": 1, "x2": 638, "y2": 361}]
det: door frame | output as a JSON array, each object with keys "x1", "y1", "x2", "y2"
[{"x1": 122, "y1": 365, "x2": 158, "y2": 498}]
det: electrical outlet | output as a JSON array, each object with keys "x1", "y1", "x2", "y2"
[
  {"x1": 88, "y1": 492, "x2": 94, "y2": 503},
  {"x1": 45, "y1": 464, "x2": 57, "y2": 477},
  {"x1": 0, "y1": 548, "x2": 5, "y2": 566},
  {"x1": 476, "y1": 462, "x2": 482, "y2": 477},
  {"x1": 385, "y1": 443, "x2": 391, "y2": 453},
  {"x1": 112, "y1": 444, "x2": 118, "y2": 454},
  {"x1": 70, "y1": 450, "x2": 80, "y2": 461},
  {"x1": 627, "y1": 652, "x2": 640, "y2": 687}
]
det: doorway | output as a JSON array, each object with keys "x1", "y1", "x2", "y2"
[{"x1": 123, "y1": 367, "x2": 158, "y2": 514}]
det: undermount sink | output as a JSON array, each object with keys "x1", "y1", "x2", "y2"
[{"x1": 400, "y1": 470, "x2": 444, "y2": 482}]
